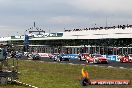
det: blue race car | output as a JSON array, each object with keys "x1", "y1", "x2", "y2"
[{"x1": 56, "y1": 54, "x2": 70, "y2": 62}]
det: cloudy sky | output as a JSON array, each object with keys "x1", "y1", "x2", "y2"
[{"x1": 0, "y1": 0, "x2": 132, "y2": 36}]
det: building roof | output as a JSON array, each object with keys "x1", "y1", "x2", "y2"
[{"x1": 1, "y1": 27, "x2": 132, "y2": 42}]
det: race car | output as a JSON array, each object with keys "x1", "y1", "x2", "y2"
[
  {"x1": 49, "y1": 53, "x2": 59, "y2": 61},
  {"x1": 31, "y1": 53, "x2": 41, "y2": 60},
  {"x1": 86, "y1": 54, "x2": 108, "y2": 64},
  {"x1": 118, "y1": 54, "x2": 132, "y2": 63},
  {"x1": 79, "y1": 53, "x2": 90, "y2": 61},
  {"x1": 56, "y1": 54, "x2": 70, "y2": 62}
]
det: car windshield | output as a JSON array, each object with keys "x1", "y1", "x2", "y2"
[
  {"x1": 82, "y1": 54, "x2": 89, "y2": 56},
  {"x1": 53, "y1": 53, "x2": 59, "y2": 55},
  {"x1": 94, "y1": 54, "x2": 103, "y2": 57},
  {"x1": 58, "y1": 54, "x2": 63, "y2": 56}
]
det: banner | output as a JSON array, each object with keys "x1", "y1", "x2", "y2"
[
  {"x1": 103, "y1": 55, "x2": 119, "y2": 62},
  {"x1": 24, "y1": 35, "x2": 29, "y2": 45},
  {"x1": 67, "y1": 54, "x2": 79, "y2": 60},
  {"x1": 38, "y1": 53, "x2": 49, "y2": 58}
]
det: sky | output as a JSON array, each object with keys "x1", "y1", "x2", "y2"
[{"x1": 0, "y1": 0, "x2": 132, "y2": 37}]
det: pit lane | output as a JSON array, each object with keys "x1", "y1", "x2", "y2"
[{"x1": 40, "y1": 57, "x2": 132, "y2": 69}]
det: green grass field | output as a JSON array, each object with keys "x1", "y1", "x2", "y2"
[{"x1": 0, "y1": 60, "x2": 132, "y2": 88}]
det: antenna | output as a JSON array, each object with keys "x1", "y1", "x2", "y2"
[{"x1": 34, "y1": 22, "x2": 36, "y2": 27}]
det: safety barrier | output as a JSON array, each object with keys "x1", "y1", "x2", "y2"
[{"x1": 103, "y1": 55, "x2": 119, "y2": 62}]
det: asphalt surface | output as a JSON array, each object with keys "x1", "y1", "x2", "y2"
[{"x1": 40, "y1": 57, "x2": 132, "y2": 69}]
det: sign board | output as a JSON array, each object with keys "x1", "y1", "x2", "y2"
[
  {"x1": 67, "y1": 54, "x2": 79, "y2": 60},
  {"x1": 103, "y1": 55, "x2": 119, "y2": 62}
]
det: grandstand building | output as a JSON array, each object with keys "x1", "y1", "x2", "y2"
[{"x1": 1, "y1": 24, "x2": 132, "y2": 55}]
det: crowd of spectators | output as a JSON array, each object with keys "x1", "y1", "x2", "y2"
[{"x1": 64, "y1": 24, "x2": 132, "y2": 32}]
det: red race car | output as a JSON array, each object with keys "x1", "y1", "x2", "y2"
[
  {"x1": 86, "y1": 54, "x2": 108, "y2": 64},
  {"x1": 118, "y1": 54, "x2": 132, "y2": 63},
  {"x1": 79, "y1": 53, "x2": 90, "y2": 61}
]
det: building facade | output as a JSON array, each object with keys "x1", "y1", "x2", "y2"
[{"x1": 1, "y1": 25, "x2": 132, "y2": 55}]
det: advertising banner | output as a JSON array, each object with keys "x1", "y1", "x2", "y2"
[
  {"x1": 38, "y1": 53, "x2": 49, "y2": 58},
  {"x1": 103, "y1": 55, "x2": 119, "y2": 62},
  {"x1": 106, "y1": 55, "x2": 116, "y2": 61},
  {"x1": 67, "y1": 54, "x2": 79, "y2": 60}
]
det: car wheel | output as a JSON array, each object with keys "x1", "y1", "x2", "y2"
[
  {"x1": 54, "y1": 57, "x2": 57, "y2": 61},
  {"x1": 58, "y1": 59, "x2": 61, "y2": 62},
  {"x1": 93, "y1": 59, "x2": 96, "y2": 63},
  {"x1": 129, "y1": 59, "x2": 132, "y2": 62},
  {"x1": 86, "y1": 60, "x2": 89, "y2": 63},
  {"x1": 58, "y1": 57, "x2": 62, "y2": 62},
  {"x1": 54, "y1": 58, "x2": 56, "y2": 61},
  {"x1": 79, "y1": 56, "x2": 82, "y2": 61},
  {"x1": 106, "y1": 61, "x2": 108, "y2": 64},
  {"x1": 120, "y1": 60, "x2": 123, "y2": 63},
  {"x1": 57, "y1": 58, "x2": 60, "y2": 62}
]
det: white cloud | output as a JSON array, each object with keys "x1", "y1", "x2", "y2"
[
  {"x1": 0, "y1": 0, "x2": 132, "y2": 36},
  {"x1": 0, "y1": 25, "x2": 24, "y2": 36},
  {"x1": 48, "y1": 16, "x2": 78, "y2": 24},
  {"x1": 69, "y1": 0, "x2": 132, "y2": 13}
]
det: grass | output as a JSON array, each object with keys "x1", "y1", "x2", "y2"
[{"x1": 0, "y1": 59, "x2": 132, "y2": 88}]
